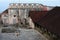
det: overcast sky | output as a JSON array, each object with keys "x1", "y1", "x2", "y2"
[{"x1": 0, "y1": 0, "x2": 60, "y2": 13}]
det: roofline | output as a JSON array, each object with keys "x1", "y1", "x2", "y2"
[{"x1": 1, "y1": 9, "x2": 8, "y2": 15}]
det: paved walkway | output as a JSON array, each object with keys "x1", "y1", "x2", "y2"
[{"x1": 0, "y1": 28, "x2": 48, "y2": 40}]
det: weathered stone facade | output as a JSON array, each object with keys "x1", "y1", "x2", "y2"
[{"x1": 8, "y1": 3, "x2": 43, "y2": 28}]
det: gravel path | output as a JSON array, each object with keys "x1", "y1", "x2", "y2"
[{"x1": 0, "y1": 28, "x2": 48, "y2": 40}]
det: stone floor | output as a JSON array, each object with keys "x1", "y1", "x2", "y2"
[{"x1": 0, "y1": 28, "x2": 48, "y2": 40}]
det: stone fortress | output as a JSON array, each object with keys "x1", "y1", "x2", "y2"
[
  {"x1": 8, "y1": 3, "x2": 43, "y2": 28},
  {"x1": 1, "y1": 3, "x2": 53, "y2": 28}
]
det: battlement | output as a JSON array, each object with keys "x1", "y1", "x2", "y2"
[{"x1": 9, "y1": 3, "x2": 44, "y2": 8}]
